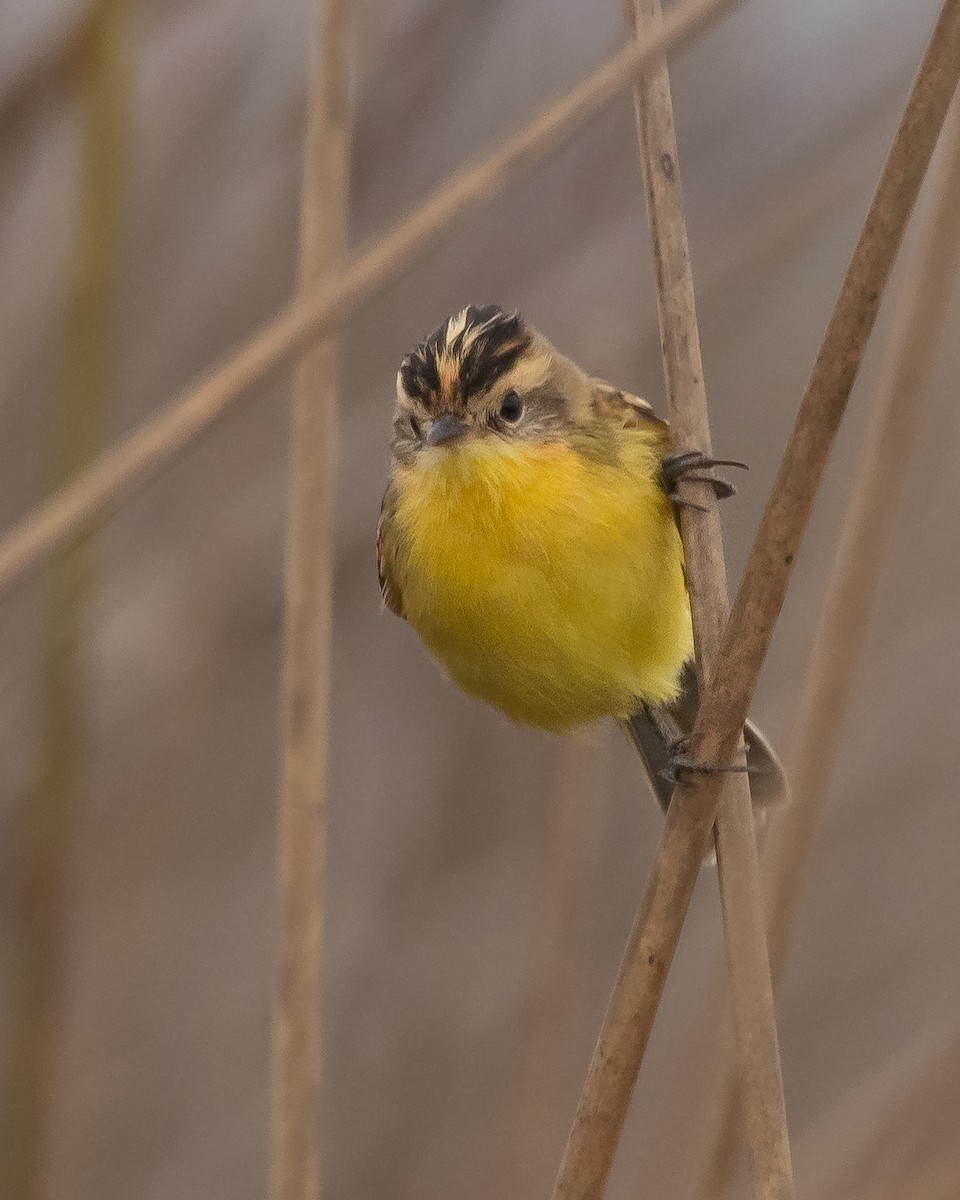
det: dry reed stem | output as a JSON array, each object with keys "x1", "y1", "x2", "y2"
[
  {"x1": 620, "y1": 1, "x2": 793, "y2": 1197},
  {"x1": 1, "y1": 8, "x2": 125, "y2": 1198},
  {"x1": 270, "y1": 1, "x2": 351, "y2": 1198},
  {"x1": 687, "y1": 96, "x2": 960, "y2": 1200},
  {"x1": 549, "y1": 4, "x2": 960, "y2": 1197},
  {"x1": 0, "y1": 0, "x2": 746, "y2": 604}
]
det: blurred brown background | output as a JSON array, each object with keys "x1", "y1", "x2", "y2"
[{"x1": 2, "y1": 0, "x2": 960, "y2": 1197}]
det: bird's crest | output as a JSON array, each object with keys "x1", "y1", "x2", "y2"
[{"x1": 397, "y1": 305, "x2": 532, "y2": 413}]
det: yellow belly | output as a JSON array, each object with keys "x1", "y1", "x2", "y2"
[{"x1": 391, "y1": 434, "x2": 693, "y2": 732}]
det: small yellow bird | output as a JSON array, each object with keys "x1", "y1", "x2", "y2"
[{"x1": 377, "y1": 305, "x2": 786, "y2": 814}]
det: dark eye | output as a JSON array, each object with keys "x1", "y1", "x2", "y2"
[
  {"x1": 499, "y1": 390, "x2": 523, "y2": 422},
  {"x1": 409, "y1": 414, "x2": 422, "y2": 438}
]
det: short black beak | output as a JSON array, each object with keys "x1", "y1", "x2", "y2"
[{"x1": 425, "y1": 415, "x2": 469, "y2": 447}]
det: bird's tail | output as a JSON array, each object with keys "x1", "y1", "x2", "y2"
[{"x1": 619, "y1": 662, "x2": 789, "y2": 825}]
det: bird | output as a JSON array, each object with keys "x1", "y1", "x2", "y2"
[{"x1": 377, "y1": 304, "x2": 787, "y2": 818}]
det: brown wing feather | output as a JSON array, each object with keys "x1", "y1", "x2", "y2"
[
  {"x1": 376, "y1": 483, "x2": 405, "y2": 619},
  {"x1": 589, "y1": 379, "x2": 672, "y2": 440}
]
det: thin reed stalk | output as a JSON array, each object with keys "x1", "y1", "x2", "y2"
[
  {"x1": 688, "y1": 96, "x2": 960, "y2": 1200},
  {"x1": 550, "y1": 4, "x2": 960, "y2": 1197},
  {"x1": 0, "y1": 8, "x2": 126, "y2": 1198},
  {"x1": 623, "y1": 0, "x2": 792, "y2": 1193},
  {"x1": 0, "y1": 0, "x2": 746, "y2": 604},
  {"x1": 270, "y1": 3, "x2": 351, "y2": 1199}
]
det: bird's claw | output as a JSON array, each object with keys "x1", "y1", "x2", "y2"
[
  {"x1": 658, "y1": 742, "x2": 758, "y2": 788},
  {"x1": 661, "y1": 450, "x2": 747, "y2": 505}
]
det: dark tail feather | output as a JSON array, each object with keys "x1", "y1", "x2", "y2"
[{"x1": 619, "y1": 663, "x2": 790, "y2": 818}]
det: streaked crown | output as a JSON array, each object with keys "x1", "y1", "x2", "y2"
[{"x1": 398, "y1": 305, "x2": 533, "y2": 414}]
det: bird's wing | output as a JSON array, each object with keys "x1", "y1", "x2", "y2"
[
  {"x1": 588, "y1": 379, "x2": 671, "y2": 437},
  {"x1": 376, "y1": 483, "x2": 406, "y2": 619}
]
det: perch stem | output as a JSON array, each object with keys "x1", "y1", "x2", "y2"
[
  {"x1": 549, "y1": 4, "x2": 960, "y2": 1197},
  {"x1": 622, "y1": 0, "x2": 794, "y2": 1194},
  {"x1": 690, "y1": 94, "x2": 960, "y2": 1200}
]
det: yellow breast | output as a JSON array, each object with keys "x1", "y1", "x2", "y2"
[{"x1": 390, "y1": 432, "x2": 693, "y2": 732}]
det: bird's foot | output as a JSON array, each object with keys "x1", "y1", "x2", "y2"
[
  {"x1": 661, "y1": 450, "x2": 747, "y2": 510},
  {"x1": 658, "y1": 736, "x2": 757, "y2": 788}
]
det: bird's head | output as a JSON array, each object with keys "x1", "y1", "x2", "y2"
[{"x1": 391, "y1": 306, "x2": 594, "y2": 466}]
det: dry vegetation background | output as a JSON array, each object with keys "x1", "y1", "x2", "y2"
[{"x1": 2, "y1": 0, "x2": 960, "y2": 1197}]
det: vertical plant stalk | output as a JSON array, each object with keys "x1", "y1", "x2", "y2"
[
  {"x1": 550, "y1": 4, "x2": 960, "y2": 1198},
  {"x1": 688, "y1": 96, "x2": 960, "y2": 1200},
  {"x1": 271, "y1": 1, "x2": 351, "y2": 1198},
  {"x1": 1, "y1": 6, "x2": 125, "y2": 1198},
  {"x1": 622, "y1": 0, "x2": 793, "y2": 1196}
]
